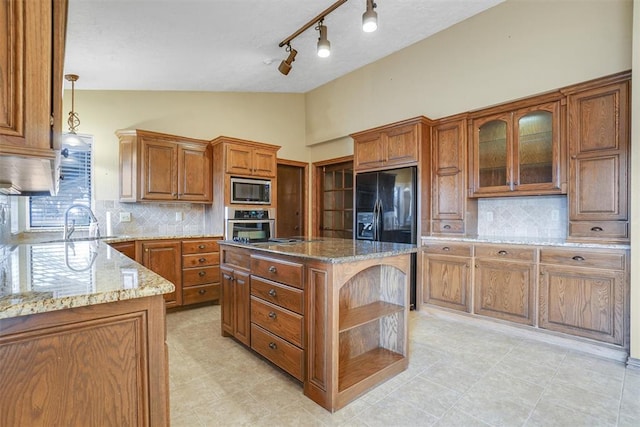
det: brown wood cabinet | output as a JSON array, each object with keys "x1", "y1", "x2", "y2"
[
  {"x1": 473, "y1": 245, "x2": 536, "y2": 325},
  {"x1": 250, "y1": 254, "x2": 305, "y2": 380},
  {"x1": 182, "y1": 238, "x2": 221, "y2": 305},
  {"x1": 539, "y1": 247, "x2": 628, "y2": 346},
  {"x1": 351, "y1": 117, "x2": 430, "y2": 172},
  {"x1": 224, "y1": 142, "x2": 277, "y2": 177},
  {"x1": 109, "y1": 241, "x2": 136, "y2": 259},
  {"x1": 0, "y1": 0, "x2": 67, "y2": 194},
  {"x1": 117, "y1": 129, "x2": 212, "y2": 203},
  {"x1": 220, "y1": 245, "x2": 251, "y2": 346},
  {"x1": 564, "y1": 73, "x2": 630, "y2": 243},
  {"x1": 422, "y1": 242, "x2": 472, "y2": 312},
  {"x1": 469, "y1": 98, "x2": 563, "y2": 198},
  {"x1": 137, "y1": 239, "x2": 182, "y2": 308},
  {"x1": 0, "y1": 295, "x2": 169, "y2": 426},
  {"x1": 431, "y1": 115, "x2": 477, "y2": 235}
]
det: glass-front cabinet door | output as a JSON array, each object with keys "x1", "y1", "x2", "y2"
[{"x1": 471, "y1": 101, "x2": 562, "y2": 197}]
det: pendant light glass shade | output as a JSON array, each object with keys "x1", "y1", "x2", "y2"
[
  {"x1": 317, "y1": 24, "x2": 331, "y2": 57},
  {"x1": 362, "y1": 0, "x2": 378, "y2": 32}
]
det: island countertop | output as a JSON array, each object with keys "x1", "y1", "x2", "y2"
[
  {"x1": 218, "y1": 237, "x2": 417, "y2": 263},
  {"x1": 0, "y1": 240, "x2": 174, "y2": 320}
]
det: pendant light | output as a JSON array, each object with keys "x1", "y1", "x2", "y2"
[
  {"x1": 63, "y1": 74, "x2": 83, "y2": 146},
  {"x1": 362, "y1": 0, "x2": 378, "y2": 32}
]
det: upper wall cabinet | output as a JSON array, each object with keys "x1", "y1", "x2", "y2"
[
  {"x1": 117, "y1": 129, "x2": 213, "y2": 203},
  {"x1": 0, "y1": 0, "x2": 67, "y2": 194},
  {"x1": 223, "y1": 140, "x2": 277, "y2": 178},
  {"x1": 351, "y1": 117, "x2": 430, "y2": 172},
  {"x1": 563, "y1": 72, "x2": 630, "y2": 243},
  {"x1": 469, "y1": 99, "x2": 564, "y2": 198}
]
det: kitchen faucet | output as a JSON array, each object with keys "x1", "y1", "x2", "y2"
[{"x1": 63, "y1": 204, "x2": 100, "y2": 240}]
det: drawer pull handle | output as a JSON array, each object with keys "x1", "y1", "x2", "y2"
[
  {"x1": 268, "y1": 311, "x2": 277, "y2": 319},
  {"x1": 268, "y1": 342, "x2": 277, "y2": 350},
  {"x1": 442, "y1": 247, "x2": 450, "y2": 251},
  {"x1": 572, "y1": 255, "x2": 585, "y2": 262},
  {"x1": 198, "y1": 289, "x2": 206, "y2": 295},
  {"x1": 268, "y1": 289, "x2": 277, "y2": 297},
  {"x1": 199, "y1": 271, "x2": 206, "y2": 277},
  {"x1": 498, "y1": 250, "x2": 508, "y2": 256},
  {"x1": 591, "y1": 226, "x2": 603, "y2": 232},
  {"x1": 268, "y1": 266, "x2": 277, "y2": 273},
  {"x1": 198, "y1": 244, "x2": 206, "y2": 249},
  {"x1": 198, "y1": 257, "x2": 206, "y2": 263},
  {"x1": 443, "y1": 224, "x2": 451, "y2": 230}
]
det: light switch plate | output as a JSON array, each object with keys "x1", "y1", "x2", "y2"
[{"x1": 119, "y1": 212, "x2": 131, "y2": 222}]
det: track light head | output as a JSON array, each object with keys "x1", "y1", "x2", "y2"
[
  {"x1": 362, "y1": 0, "x2": 378, "y2": 32},
  {"x1": 316, "y1": 22, "x2": 331, "y2": 58},
  {"x1": 278, "y1": 46, "x2": 298, "y2": 75}
]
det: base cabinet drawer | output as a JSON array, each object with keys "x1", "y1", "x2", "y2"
[
  {"x1": 183, "y1": 283, "x2": 220, "y2": 305},
  {"x1": 251, "y1": 296, "x2": 303, "y2": 348},
  {"x1": 251, "y1": 324, "x2": 303, "y2": 381},
  {"x1": 183, "y1": 266, "x2": 221, "y2": 286},
  {"x1": 251, "y1": 276, "x2": 304, "y2": 314},
  {"x1": 251, "y1": 255, "x2": 303, "y2": 289}
]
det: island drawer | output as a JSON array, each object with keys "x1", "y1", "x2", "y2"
[
  {"x1": 183, "y1": 283, "x2": 220, "y2": 305},
  {"x1": 221, "y1": 247, "x2": 250, "y2": 269},
  {"x1": 183, "y1": 239, "x2": 220, "y2": 254},
  {"x1": 422, "y1": 242, "x2": 472, "y2": 257},
  {"x1": 183, "y1": 266, "x2": 220, "y2": 287},
  {"x1": 251, "y1": 324, "x2": 303, "y2": 381},
  {"x1": 183, "y1": 252, "x2": 218, "y2": 268},
  {"x1": 251, "y1": 276, "x2": 303, "y2": 315},
  {"x1": 251, "y1": 255, "x2": 303, "y2": 289},
  {"x1": 475, "y1": 245, "x2": 536, "y2": 262},
  {"x1": 539, "y1": 248, "x2": 626, "y2": 270},
  {"x1": 251, "y1": 296, "x2": 303, "y2": 348}
]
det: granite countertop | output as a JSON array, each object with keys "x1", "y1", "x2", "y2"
[
  {"x1": 219, "y1": 238, "x2": 418, "y2": 263},
  {"x1": 0, "y1": 239, "x2": 175, "y2": 320},
  {"x1": 6, "y1": 231, "x2": 223, "y2": 245},
  {"x1": 421, "y1": 235, "x2": 630, "y2": 250}
]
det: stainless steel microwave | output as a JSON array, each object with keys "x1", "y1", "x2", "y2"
[{"x1": 230, "y1": 177, "x2": 271, "y2": 205}]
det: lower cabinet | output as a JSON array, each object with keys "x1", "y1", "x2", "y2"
[
  {"x1": 473, "y1": 245, "x2": 536, "y2": 325},
  {"x1": 422, "y1": 242, "x2": 472, "y2": 312},
  {"x1": 539, "y1": 247, "x2": 627, "y2": 346},
  {"x1": 138, "y1": 239, "x2": 182, "y2": 308},
  {"x1": 220, "y1": 247, "x2": 251, "y2": 346},
  {"x1": 422, "y1": 240, "x2": 629, "y2": 349},
  {"x1": 182, "y1": 238, "x2": 221, "y2": 305}
]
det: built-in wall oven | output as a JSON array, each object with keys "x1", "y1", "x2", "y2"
[{"x1": 225, "y1": 207, "x2": 275, "y2": 242}]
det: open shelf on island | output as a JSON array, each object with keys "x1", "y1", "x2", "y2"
[
  {"x1": 339, "y1": 301, "x2": 404, "y2": 333},
  {"x1": 338, "y1": 347, "x2": 404, "y2": 392}
]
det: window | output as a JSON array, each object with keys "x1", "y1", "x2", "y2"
[{"x1": 29, "y1": 134, "x2": 93, "y2": 228}]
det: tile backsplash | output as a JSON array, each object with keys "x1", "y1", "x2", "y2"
[
  {"x1": 477, "y1": 195, "x2": 567, "y2": 239},
  {"x1": 0, "y1": 195, "x2": 10, "y2": 245},
  {"x1": 93, "y1": 200, "x2": 206, "y2": 237}
]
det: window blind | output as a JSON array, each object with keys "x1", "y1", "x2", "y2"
[{"x1": 30, "y1": 135, "x2": 93, "y2": 228}]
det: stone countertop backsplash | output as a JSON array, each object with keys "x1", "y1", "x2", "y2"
[{"x1": 0, "y1": 239, "x2": 174, "y2": 320}]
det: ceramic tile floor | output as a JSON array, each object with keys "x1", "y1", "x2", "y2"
[{"x1": 166, "y1": 305, "x2": 640, "y2": 426}]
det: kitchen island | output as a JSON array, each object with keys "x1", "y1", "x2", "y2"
[
  {"x1": 0, "y1": 240, "x2": 174, "y2": 426},
  {"x1": 218, "y1": 238, "x2": 417, "y2": 412}
]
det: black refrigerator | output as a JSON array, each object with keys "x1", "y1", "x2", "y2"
[{"x1": 355, "y1": 166, "x2": 417, "y2": 309}]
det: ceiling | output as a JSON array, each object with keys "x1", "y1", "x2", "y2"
[{"x1": 64, "y1": 0, "x2": 504, "y2": 93}]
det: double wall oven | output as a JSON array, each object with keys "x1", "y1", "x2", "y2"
[{"x1": 225, "y1": 207, "x2": 275, "y2": 243}]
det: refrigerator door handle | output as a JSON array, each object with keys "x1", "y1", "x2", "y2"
[{"x1": 374, "y1": 199, "x2": 381, "y2": 241}]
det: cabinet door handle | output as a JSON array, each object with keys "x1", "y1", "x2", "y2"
[
  {"x1": 198, "y1": 244, "x2": 206, "y2": 249},
  {"x1": 268, "y1": 342, "x2": 277, "y2": 350},
  {"x1": 442, "y1": 247, "x2": 450, "y2": 251},
  {"x1": 198, "y1": 271, "x2": 206, "y2": 277},
  {"x1": 443, "y1": 225, "x2": 451, "y2": 230},
  {"x1": 498, "y1": 250, "x2": 508, "y2": 256},
  {"x1": 590, "y1": 226, "x2": 603, "y2": 232},
  {"x1": 198, "y1": 257, "x2": 206, "y2": 263},
  {"x1": 268, "y1": 289, "x2": 277, "y2": 297},
  {"x1": 268, "y1": 266, "x2": 277, "y2": 273},
  {"x1": 198, "y1": 289, "x2": 206, "y2": 295},
  {"x1": 572, "y1": 255, "x2": 585, "y2": 261},
  {"x1": 268, "y1": 311, "x2": 277, "y2": 319}
]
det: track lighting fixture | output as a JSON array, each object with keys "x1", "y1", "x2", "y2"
[
  {"x1": 278, "y1": 44, "x2": 298, "y2": 75},
  {"x1": 316, "y1": 20, "x2": 331, "y2": 58},
  {"x1": 362, "y1": 0, "x2": 378, "y2": 32},
  {"x1": 277, "y1": 0, "x2": 380, "y2": 75}
]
